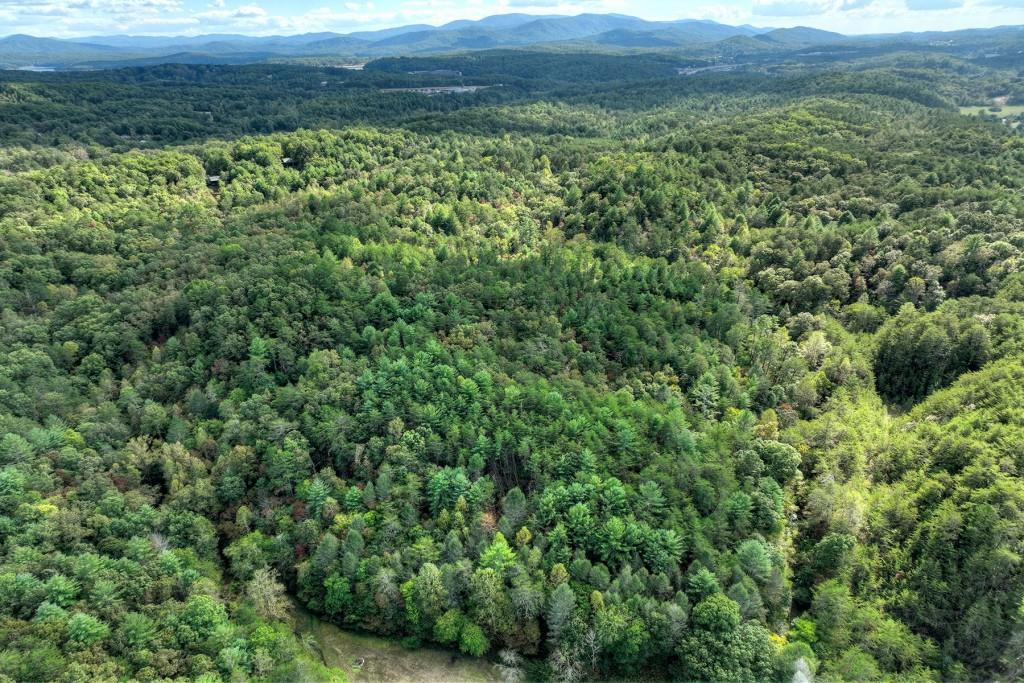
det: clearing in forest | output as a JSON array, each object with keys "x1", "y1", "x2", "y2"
[{"x1": 294, "y1": 609, "x2": 499, "y2": 683}]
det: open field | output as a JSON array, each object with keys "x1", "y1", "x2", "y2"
[
  {"x1": 959, "y1": 105, "x2": 1024, "y2": 116},
  {"x1": 960, "y1": 104, "x2": 1024, "y2": 127}
]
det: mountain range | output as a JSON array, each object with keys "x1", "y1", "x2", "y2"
[{"x1": 0, "y1": 13, "x2": 1019, "y2": 70}]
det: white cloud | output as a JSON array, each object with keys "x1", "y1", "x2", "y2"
[
  {"x1": 905, "y1": 0, "x2": 963, "y2": 8},
  {"x1": 751, "y1": 0, "x2": 886, "y2": 16},
  {"x1": 0, "y1": 0, "x2": 179, "y2": 12},
  {"x1": 753, "y1": 0, "x2": 832, "y2": 15},
  {"x1": 748, "y1": 0, "x2": 1023, "y2": 33},
  {"x1": 78, "y1": 0, "x2": 182, "y2": 13},
  {"x1": 503, "y1": 0, "x2": 630, "y2": 10},
  {"x1": 193, "y1": 4, "x2": 272, "y2": 29},
  {"x1": 506, "y1": 0, "x2": 565, "y2": 6},
  {"x1": 0, "y1": 0, "x2": 196, "y2": 35},
  {"x1": 687, "y1": 3, "x2": 750, "y2": 23}
]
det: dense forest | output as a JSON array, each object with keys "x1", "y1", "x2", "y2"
[{"x1": 1, "y1": 42, "x2": 1024, "y2": 683}]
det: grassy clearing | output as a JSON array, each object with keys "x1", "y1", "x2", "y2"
[
  {"x1": 293, "y1": 608, "x2": 499, "y2": 683},
  {"x1": 959, "y1": 105, "x2": 1024, "y2": 117}
]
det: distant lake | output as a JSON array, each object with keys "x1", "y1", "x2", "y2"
[{"x1": 9, "y1": 66, "x2": 56, "y2": 72}]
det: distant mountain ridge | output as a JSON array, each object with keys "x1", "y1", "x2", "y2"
[{"x1": 0, "y1": 14, "x2": 1020, "y2": 70}]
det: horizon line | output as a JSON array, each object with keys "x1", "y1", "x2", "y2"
[{"x1": 2, "y1": 12, "x2": 1022, "y2": 42}]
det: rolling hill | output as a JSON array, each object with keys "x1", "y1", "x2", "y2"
[{"x1": 0, "y1": 15, "x2": 1019, "y2": 70}]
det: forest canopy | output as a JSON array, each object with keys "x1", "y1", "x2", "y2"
[{"x1": 1, "y1": 45, "x2": 1023, "y2": 683}]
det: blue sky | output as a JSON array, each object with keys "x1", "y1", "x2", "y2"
[{"x1": 1, "y1": 0, "x2": 1022, "y2": 38}]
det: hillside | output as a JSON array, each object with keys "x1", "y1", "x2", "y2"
[
  {"x1": 3, "y1": 15, "x2": 1020, "y2": 69},
  {"x1": 1, "y1": 26, "x2": 1024, "y2": 683}
]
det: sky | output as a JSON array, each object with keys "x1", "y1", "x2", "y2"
[{"x1": 1, "y1": 0, "x2": 1022, "y2": 38}]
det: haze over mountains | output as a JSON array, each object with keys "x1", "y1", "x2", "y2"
[{"x1": 0, "y1": 12, "x2": 1020, "y2": 70}]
